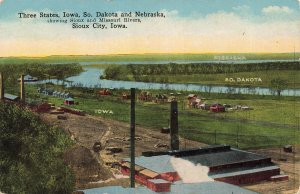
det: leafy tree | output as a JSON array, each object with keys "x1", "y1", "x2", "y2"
[
  {"x1": 0, "y1": 63, "x2": 83, "y2": 90},
  {"x1": 0, "y1": 104, "x2": 75, "y2": 194},
  {"x1": 269, "y1": 78, "x2": 288, "y2": 97}
]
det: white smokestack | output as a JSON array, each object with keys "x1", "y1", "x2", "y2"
[{"x1": 170, "y1": 157, "x2": 214, "y2": 183}]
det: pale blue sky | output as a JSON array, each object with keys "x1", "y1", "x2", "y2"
[
  {"x1": 0, "y1": 0, "x2": 299, "y2": 20},
  {"x1": 0, "y1": 0, "x2": 299, "y2": 56}
]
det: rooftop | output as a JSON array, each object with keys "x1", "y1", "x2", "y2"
[
  {"x1": 210, "y1": 165, "x2": 279, "y2": 179},
  {"x1": 140, "y1": 169, "x2": 160, "y2": 178},
  {"x1": 181, "y1": 148, "x2": 268, "y2": 167},
  {"x1": 80, "y1": 181, "x2": 258, "y2": 194},
  {"x1": 18, "y1": 74, "x2": 38, "y2": 81},
  {"x1": 4, "y1": 93, "x2": 19, "y2": 101},
  {"x1": 125, "y1": 146, "x2": 271, "y2": 174},
  {"x1": 124, "y1": 155, "x2": 174, "y2": 174},
  {"x1": 148, "y1": 179, "x2": 170, "y2": 184}
]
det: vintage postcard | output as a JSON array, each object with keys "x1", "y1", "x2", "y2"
[{"x1": 0, "y1": 0, "x2": 299, "y2": 194}]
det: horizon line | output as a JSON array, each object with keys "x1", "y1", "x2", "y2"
[{"x1": 1, "y1": 52, "x2": 300, "y2": 58}]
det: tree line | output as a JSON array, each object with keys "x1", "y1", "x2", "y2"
[
  {"x1": 127, "y1": 61, "x2": 300, "y2": 75},
  {"x1": 102, "y1": 61, "x2": 299, "y2": 80},
  {"x1": 0, "y1": 63, "x2": 83, "y2": 87}
]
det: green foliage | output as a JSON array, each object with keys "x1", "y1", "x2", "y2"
[
  {"x1": 0, "y1": 63, "x2": 83, "y2": 88},
  {"x1": 101, "y1": 66, "x2": 123, "y2": 79},
  {"x1": 102, "y1": 62, "x2": 300, "y2": 87},
  {"x1": 0, "y1": 103, "x2": 75, "y2": 194},
  {"x1": 33, "y1": 82, "x2": 299, "y2": 149},
  {"x1": 269, "y1": 78, "x2": 288, "y2": 97},
  {"x1": 108, "y1": 61, "x2": 300, "y2": 76}
]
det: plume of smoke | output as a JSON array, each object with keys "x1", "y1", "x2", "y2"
[{"x1": 170, "y1": 157, "x2": 214, "y2": 183}]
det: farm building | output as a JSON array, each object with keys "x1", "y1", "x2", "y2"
[
  {"x1": 139, "y1": 91, "x2": 152, "y2": 101},
  {"x1": 121, "y1": 145, "x2": 282, "y2": 186},
  {"x1": 210, "y1": 103, "x2": 225, "y2": 112},
  {"x1": 4, "y1": 93, "x2": 19, "y2": 101},
  {"x1": 60, "y1": 92, "x2": 65, "y2": 98},
  {"x1": 98, "y1": 89, "x2": 111, "y2": 96},
  {"x1": 64, "y1": 92, "x2": 71, "y2": 98},
  {"x1": 167, "y1": 95, "x2": 176, "y2": 102},
  {"x1": 37, "y1": 88, "x2": 54, "y2": 96},
  {"x1": 64, "y1": 97, "x2": 75, "y2": 105},
  {"x1": 155, "y1": 94, "x2": 168, "y2": 103},
  {"x1": 187, "y1": 94, "x2": 203, "y2": 108},
  {"x1": 79, "y1": 181, "x2": 258, "y2": 194},
  {"x1": 18, "y1": 74, "x2": 38, "y2": 82},
  {"x1": 199, "y1": 103, "x2": 210, "y2": 110},
  {"x1": 187, "y1": 94, "x2": 197, "y2": 99},
  {"x1": 55, "y1": 91, "x2": 61, "y2": 97},
  {"x1": 122, "y1": 93, "x2": 131, "y2": 100},
  {"x1": 50, "y1": 90, "x2": 71, "y2": 98}
]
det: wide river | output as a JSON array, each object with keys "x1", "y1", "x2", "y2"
[{"x1": 40, "y1": 68, "x2": 300, "y2": 96}]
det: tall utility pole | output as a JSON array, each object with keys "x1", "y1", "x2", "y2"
[
  {"x1": 0, "y1": 72, "x2": 4, "y2": 101},
  {"x1": 130, "y1": 88, "x2": 136, "y2": 188},
  {"x1": 170, "y1": 100, "x2": 179, "y2": 150},
  {"x1": 20, "y1": 74, "x2": 25, "y2": 102}
]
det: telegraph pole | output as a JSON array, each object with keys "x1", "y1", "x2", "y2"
[
  {"x1": 0, "y1": 72, "x2": 4, "y2": 101},
  {"x1": 130, "y1": 88, "x2": 136, "y2": 188},
  {"x1": 20, "y1": 74, "x2": 25, "y2": 103},
  {"x1": 170, "y1": 100, "x2": 179, "y2": 150}
]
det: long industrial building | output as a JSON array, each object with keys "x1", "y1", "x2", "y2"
[{"x1": 121, "y1": 145, "x2": 283, "y2": 186}]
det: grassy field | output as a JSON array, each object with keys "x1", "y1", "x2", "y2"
[
  {"x1": 24, "y1": 84, "x2": 300, "y2": 149},
  {"x1": 1, "y1": 53, "x2": 299, "y2": 64},
  {"x1": 147, "y1": 70, "x2": 300, "y2": 88}
]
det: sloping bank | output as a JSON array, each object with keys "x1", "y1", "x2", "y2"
[{"x1": 0, "y1": 103, "x2": 75, "y2": 194}]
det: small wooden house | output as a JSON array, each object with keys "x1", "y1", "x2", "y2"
[
  {"x1": 155, "y1": 94, "x2": 168, "y2": 103},
  {"x1": 98, "y1": 89, "x2": 111, "y2": 96},
  {"x1": 139, "y1": 91, "x2": 152, "y2": 102},
  {"x1": 18, "y1": 74, "x2": 38, "y2": 82},
  {"x1": 64, "y1": 97, "x2": 75, "y2": 105},
  {"x1": 4, "y1": 93, "x2": 19, "y2": 102},
  {"x1": 210, "y1": 103, "x2": 225, "y2": 113},
  {"x1": 122, "y1": 93, "x2": 131, "y2": 100}
]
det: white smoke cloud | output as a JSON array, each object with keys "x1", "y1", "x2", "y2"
[
  {"x1": 262, "y1": 6, "x2": 293, "y2": 14},
  {"x1": 170, "y1": 157, "x2": 214, "y2": 183},
  {"x1": 0, "y1": 0, "x2": 4, "y2": 5}
]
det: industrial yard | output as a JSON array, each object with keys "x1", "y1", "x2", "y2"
[{"x1": 39, "y1": 111, "x2": 299, "y2": 194}]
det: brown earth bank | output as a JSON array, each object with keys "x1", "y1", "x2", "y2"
[{"x1": 40, "y1": 113, "x2": 300, "y2": 193}]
